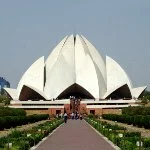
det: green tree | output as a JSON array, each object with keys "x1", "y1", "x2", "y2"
[
  {"x1": 140, "y1": 90, "x2": 150, "y2": 105},
  {"x1": 0, "y1": 95, "x2": 10, "y2": 106}
]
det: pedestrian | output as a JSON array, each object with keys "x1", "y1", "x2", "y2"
[
  {"x1": 56, "y1": 114, "x2": 59, "y2": 118},
  {"x1": 75, "y1": 112, "x2": 78, "y2": 120},
  {"x1": 71, "y1": 112, "x2": 74, "y2": 119},
  {"x1": 60, "y1": 112, "x2": 63, "y2": 118},
  {"x1": 64, "y1": 112, "x2": 68, "y2": 123},
  {"x1": 80, "y1": 114, "x2": 82, "y2": 120}
]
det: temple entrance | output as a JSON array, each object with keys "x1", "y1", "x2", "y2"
[
  {"x1": 70, "y1": 97, "x2": 81, "y2": 113},
  {"x1": 57, "y1": 83, "x2": 94, "y2": 99}
]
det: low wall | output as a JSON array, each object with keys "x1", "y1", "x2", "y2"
[
  {"x1": 25, "y1": 108, "x2": 64, "y2": 116},
  {"x1": 87, "y1": 108, "x2": 122, "y2": 115}
]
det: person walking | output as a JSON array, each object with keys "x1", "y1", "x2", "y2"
[
  {"x1": 80, "y1": 114, "x2": 82, "y2": 120},
  {"x1": 75, "y1": 112, "x2": 78, "y2": 120},
  {"x1": 60, "y1": 112, "x2": 63, "y2": 118},
  {"x1": 64, "y1": 112, "x2": 68, "y2": 123},
  {"x1": 71, "y1": 112, "x2": 74, "y2": 119}
]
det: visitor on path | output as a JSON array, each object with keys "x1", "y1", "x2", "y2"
[
  {"x1": 60, "y1": 112, "x2": 63, "y2": 118},
  {"x1": 64, "y1": 112, "x2": 68, "y2": 123},
  {"x1": 56, "y1": 114, "x2": 59, "y2": 118},
  {"x1": 75, "y1": 112, "x2": 78, "y2": 120},
  {"x1": 71, "y1": 112, "x2": 74, "y2": 119},
  {"x1": 80, "y1": 114, "x2": 82, "y2": 120}
]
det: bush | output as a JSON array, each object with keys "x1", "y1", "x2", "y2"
[
  {"x1": 86, "y1": 117, "x2": 150, "y2": 149},
  {"x1": 0, "y1": 114, "x2": 49, "y2": 130},
  {"x1": 122, "y1": 106, "x2": 150, "y2": 116},
  {"x1": 88, "y1": 113, "x2": 95, "y2": 118},
  {"x1": 0, "y1": 136, "x2": 7, "y2": 148},
  {"x1": 0, "y1": 106, "x2": 26, "y2": 116},
  {"x1": 102, "y1": 114, "x2": 150, "y2": 129},
  {"x1": 133, "y1": 115, "x2": 143, "y2": 127},
  {"x1": 120, "y1": 140, "x2": 135, "y2": 150},
  {"x1": 143, "y1": 138, "x2": 150, "y2": 148},
  {"x1": 125, "y1": 115, "x2": 133, "y2": 125},
  {"x1": 124, "y1": 132, "x2": 141, "y2": 137},
  {"x1": 27, "y1": 114, "x2": 49, "y2": 123},
  {"x1": 143, "y1": 116, "x2": 150, "y2": 129},
  {"x1": 18, "y1": 140, "x2": 30, "y2": 150},
  {"x1": 0, "y1": 119, "x2": 63, "y2": 149}
]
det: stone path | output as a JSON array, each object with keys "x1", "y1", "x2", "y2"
[{"x1": 36, "y1": 119, "x2": 116, "y2": 150}]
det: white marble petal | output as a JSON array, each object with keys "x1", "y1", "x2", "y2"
[
  {"x1": 17, "y1": 56, "x2": 44, "y2": 99},
  {"x1": 131, "y1": 86, "x2": 147, "y2": 98},
  {"x1": 4, "y1": 88, "x2": 18, "y2": 100}
]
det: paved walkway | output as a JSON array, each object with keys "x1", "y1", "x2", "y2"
[{"x1": 36, "y1": 119, "x2": 116, "y2": 150}]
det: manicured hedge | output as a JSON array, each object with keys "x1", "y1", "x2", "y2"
[
  {"x1": 0, "y1": 106, "x2": 26, "y2": 116},
  {"x1": 122, "y1": 106, "x2": 150, "y2": 116},
  {"x1": 102, "y1": 114, "x2": 150, "y2": 129},
  {"x1": 0, "y1": 119, "x2": 63, "y2": 149},
  {"x1": 0, "y1": 114, "x2": 49, "y2": 130},
  {"x1": 85, "y1": 117, "x2": 142, "y2": 149},
  {"x1": 86, "y1": 117, "x2": 150, "y2": 149}
]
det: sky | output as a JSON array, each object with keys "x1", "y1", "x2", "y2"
[{"x1": 0, "y1": 0, "x2": 150, "y2": 90}]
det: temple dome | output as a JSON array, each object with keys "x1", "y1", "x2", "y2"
[{"x1": 4, "y1": 35, "x2": 146, "y2": 100}]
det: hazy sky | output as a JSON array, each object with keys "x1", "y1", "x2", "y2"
[{"x1": 0, "y1": 0, "x2": 150, "y2": 90}]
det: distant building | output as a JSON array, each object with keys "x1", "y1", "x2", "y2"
[
  {"x1": 4, "y1": 34, "x2": 146, "y2": 115},
  {"x1": 0, "y1": 77, "x2": 10, "y2": 95}
]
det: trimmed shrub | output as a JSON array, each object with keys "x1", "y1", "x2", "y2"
[
  {"x1": 143, "y1": 115, "x2": 150, "y2": 129},
  {"x1": 102, "y1": 114, "x2": 150, "y2": 129},
  {"x1": 122, "y1": 106, "x2": 150, "y2": 116},
  {"x1": 0, "y1": 119, "x2": 63, "y2": 149},
  {"x1": 143, "y1": 138, "x2": 150, "y2": 148},
  {"x1": 0, "y1": 106, "x2": 26, "y2": 116},
  {"x1": 0, "y1": 114, "x2": 49, "y2": 130},
  {"x1": 87, "y1": 113, "x2": 98, "y2": 118},
  {"x1": 124, "y1": 132, "x2": 141, "y2": 137}
]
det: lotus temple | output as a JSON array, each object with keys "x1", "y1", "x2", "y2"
[{"x1": 4, "y1": 35, "x2": 146, "y2": 115}]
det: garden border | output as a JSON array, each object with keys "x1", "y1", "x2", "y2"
[
  {"x1": 84, "y1": 119, "x2": 120, "y2": 150},
  {"x1": 30, "y1": 122, "x2": 64, "y2": 150}
]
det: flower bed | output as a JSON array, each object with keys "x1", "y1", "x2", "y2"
[
  {"x1": 85, "y1": 117, "x2": 150, "y2": 149},
  {"x1": 0, "y1": 118, "x2": 64, "y2": 150}
]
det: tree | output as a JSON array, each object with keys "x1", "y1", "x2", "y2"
[
  {"x1": 140, "y1": 90, "x2": 150, "y2": 105},
  {"x1": 0, "y1": 95, "x2": 10, "y2": 106}
]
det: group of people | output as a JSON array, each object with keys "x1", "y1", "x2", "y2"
[
  {"x1": 63, "y1": 112, "x2": 82, "y2": 123},
  {"x1": 70, "y1": 112, "x2": 82, "y2": 120}
]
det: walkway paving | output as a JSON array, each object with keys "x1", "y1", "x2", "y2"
[{"x1": 36, "y1": 119, "x2": 116, "y2": 150}]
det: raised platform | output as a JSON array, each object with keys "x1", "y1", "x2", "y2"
[{"x1": 9, "y1": 99, "x2": 139, "y2": 115}]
